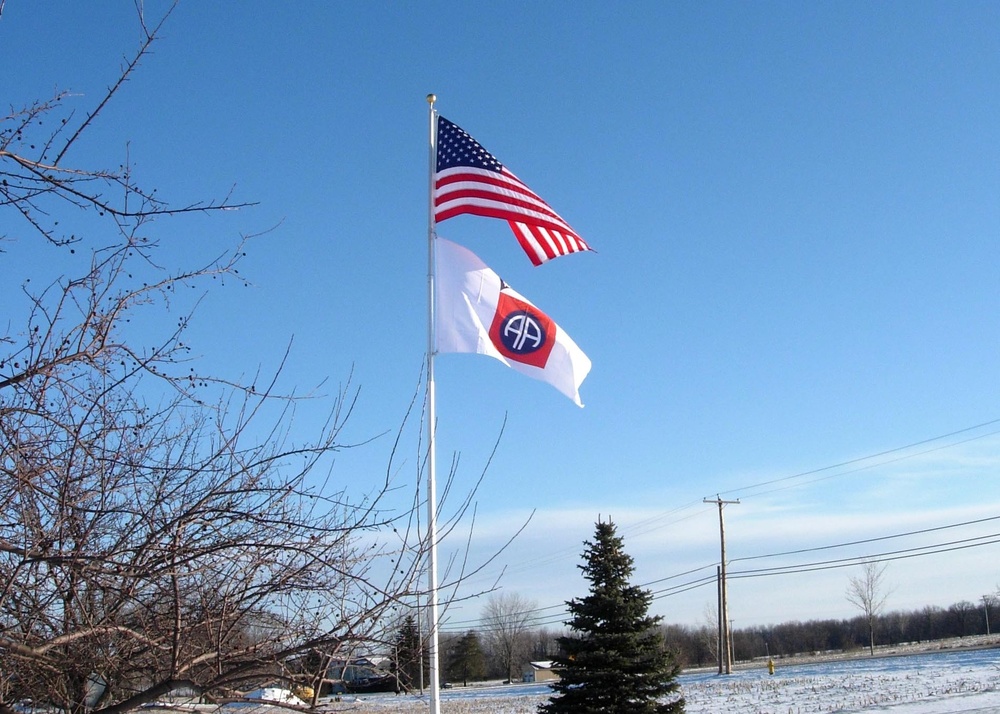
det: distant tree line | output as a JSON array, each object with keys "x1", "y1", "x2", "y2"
[
  {"x1": 426, "y1": 594, "x2": 997, "y2": 682},
  {"x1": 650, "y1": 595, "x2": 997, "y2": 669},
  {"x1": 418, "y1": 624, "x2": 557, "y2": 686}
]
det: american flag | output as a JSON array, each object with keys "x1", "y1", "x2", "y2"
[{"x1": 434, "y1": 116, "x2": 593, "y2": 266}]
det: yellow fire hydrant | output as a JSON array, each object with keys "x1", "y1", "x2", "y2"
[{"x1": 768, "y1": 658, "x2": 775, "y2": 675}]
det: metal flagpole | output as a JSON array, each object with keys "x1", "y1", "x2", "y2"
[{"x1": 425, "y1": 93, "x2": 441, "y2": 714}]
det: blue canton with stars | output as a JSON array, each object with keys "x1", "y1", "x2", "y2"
[{"x1": 437, "y1": 116, "x2": 504, "y2": 173}]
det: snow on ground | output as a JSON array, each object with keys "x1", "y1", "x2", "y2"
[
  {"x1": 324, "y1": 646, "x2": 1000, "y2": 713},
  {"x1": 241, "y1": 689, "x2": 305, "y2": 706},
  {"x1": 680, "y1": 648, "x2": 1000, "y2": 713}
]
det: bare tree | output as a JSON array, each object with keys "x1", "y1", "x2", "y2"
[
  {"x1": 530, "y1": 627, "x2": 557, "y2": 660},
  {"x1": 846, "y1": 559, "x2": 892, "y2": 656},
  {"x1": 699, "y1": 601, "x2": 720, "y2": 663},
  {"x1": 0, "y1": 5, "x2": 502, "y2": 713},
  {"x1": 480, "y1": 591, "x2": 537, "y2": 683},
  {"x1": 0, "y1": 4, "x2": 251, "y2": 250},
  {"x1": 948, "y1": 600, "x2": 977, "y2": 637}
]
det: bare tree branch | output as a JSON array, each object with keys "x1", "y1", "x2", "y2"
[{"x1": 0, "y1": 4, "x2": 511, "y2": 712}]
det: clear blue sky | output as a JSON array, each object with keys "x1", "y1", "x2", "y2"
[{"x1": 3, "y1": 2, "x2": 999, "y2": 631}]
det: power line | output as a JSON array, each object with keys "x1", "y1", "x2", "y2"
[
  {"x1": 730, "y1": 531, "x2": 1000, "y2": 578},
  {"x1": 445, "y1": 530, "x2": 1000, "y2": 632},
  {"x1": 438, "y1": 421, "x2": 1000, "y2": 634},
  {"x1": 462, "y1": 418, "x2": 1000, "y2": 593},
  {"x1": 437, "y1": 511, "x2": 1000, "y2": 633},
  {"x1": 729, "y1": 427, "x2": 1000, "y2": 502},
  {"x1": 720, "y1": 418, "x2": 1000, "y2": 500},
  {"x1": 644, "y1": 562, "x2": 718, "y2": 587},
  {"x1": 730, "y1": 513, "x2": 1000, "y2": 563}
]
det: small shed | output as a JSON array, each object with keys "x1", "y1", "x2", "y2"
[{"x1": 522, "y1": 661, "x2": 561, "y2": 683}]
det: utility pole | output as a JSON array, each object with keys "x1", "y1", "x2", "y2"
[
  {"x1": 705, "y1": 495, "x2": 739, "y2": 675},
  {"x1": 715, "y1": 566, "x2": 723, "y2": 674}
]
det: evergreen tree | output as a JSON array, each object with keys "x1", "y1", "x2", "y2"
[
  {"x1": 447, "y1": 630, "x2": 486, "y2": 686},
  {"x1": 541, "y1": 520, "x2": 684, "y2": 714},
  {"x1": 393, "y1": 614, "x2": 424, "y2": 692}
]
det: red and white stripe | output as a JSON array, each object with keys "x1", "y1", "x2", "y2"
[{"x1": 435, "y1": 166, "x2": 592, "y2": 266}]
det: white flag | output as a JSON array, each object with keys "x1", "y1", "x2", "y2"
[{"x1": 434, "y1": 237, "x2": 591, "y2": 407}]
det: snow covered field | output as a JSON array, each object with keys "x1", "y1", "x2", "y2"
[{"x1": 328, "y1": 646, "x2": 1000, "y2": 713}]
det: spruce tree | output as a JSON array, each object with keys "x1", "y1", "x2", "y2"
[
  {"x1": 447, "y1": 630, "x2": 486, "y2": 686},
  {"x1": 393, "y1": 614, "x2": 423, "y2": 692},
  {"x1": 540, "y1": 520, "x2": 684, "y2": 714}
]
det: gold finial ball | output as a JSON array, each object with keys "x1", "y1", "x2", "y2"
[{"x1": 426, "y1": 93, "x2": 437, "y2": 105}]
